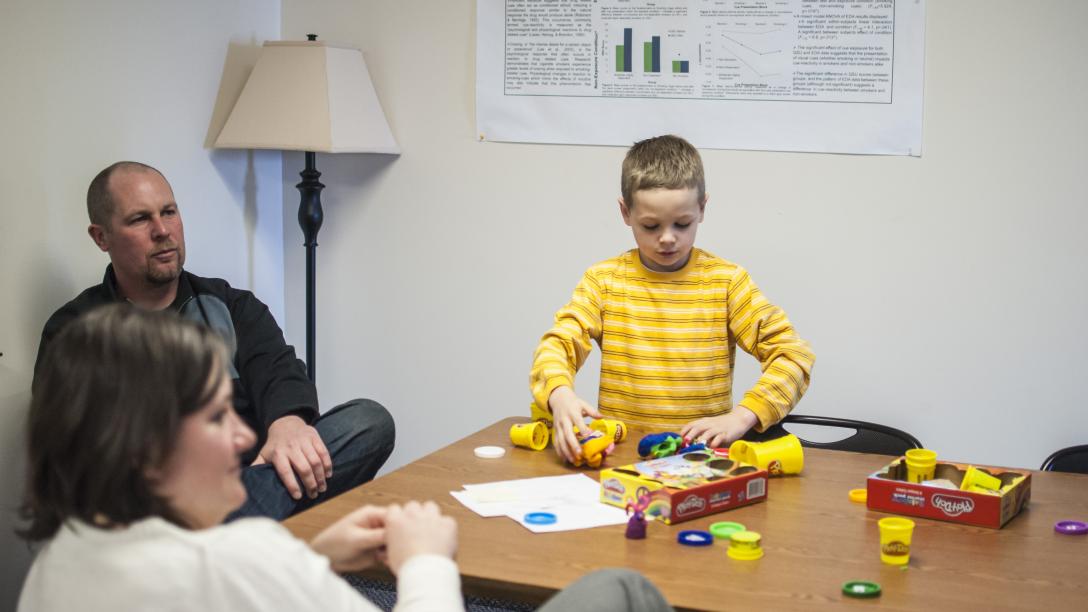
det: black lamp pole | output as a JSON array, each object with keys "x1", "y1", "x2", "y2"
[
  {"x1": 295, "y1": 33, "x2": 324, "y2": 383},
  {"x1": 297, "y1": 150, "x2": 323, "y2": 382}
]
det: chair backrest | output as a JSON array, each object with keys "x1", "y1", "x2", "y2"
[
  {"x1": 1040, "y1": 444, "x2": 1088, "y2": 474},
  {"x1": 781, "y1": 414, "x2": 923, "y2": 456}
]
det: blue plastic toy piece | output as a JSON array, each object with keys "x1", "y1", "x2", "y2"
[
  {"x1": 678, "y1": 443, "x2": 708, "y2": 455},
  {"x1": 638, "y1": 432, "x2": 684, "y2": 458}
]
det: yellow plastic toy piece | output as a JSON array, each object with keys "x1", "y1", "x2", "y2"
[{"x1": 571, "y1": 427, "x2": 614, "y2": 468}]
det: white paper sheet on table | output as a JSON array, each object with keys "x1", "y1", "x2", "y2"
[{"x1": 450, "y1": 474, "x2": 628, "y2": 533}]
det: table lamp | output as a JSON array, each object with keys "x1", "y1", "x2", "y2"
[{"x1": 214, "y1": 35, "x2": 399, "y2": 381}]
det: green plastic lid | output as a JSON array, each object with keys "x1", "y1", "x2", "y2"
[
  {"x1": 842, "y1": 581, "x2": 882, "y2": 598},
  {"x1": 709, "y1": 521, "x2": 747, "y2": 539}
]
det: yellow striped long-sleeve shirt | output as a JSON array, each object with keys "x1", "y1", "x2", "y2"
[{"x1": 530, "y1": 249, "x2": 814, "y2": 431}]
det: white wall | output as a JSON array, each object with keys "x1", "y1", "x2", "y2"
[
  {"x1": 283, "y1": 0, "x2": 1088, "y2": 474},
  {"x1": 0, "y1": 1, "x2": 282, "y2": 608}
]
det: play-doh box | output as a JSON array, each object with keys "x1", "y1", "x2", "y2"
[
  {"x1": 866, "y1": 457, "x2": 1031, "y2": 529},
  {"x1": 599, "y1": 451, "x2": 768, "y2": 525}
]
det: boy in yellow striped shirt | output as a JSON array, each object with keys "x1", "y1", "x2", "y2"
[{"x1": 530, "y1": 135, "x2": 815, "y2": 464}]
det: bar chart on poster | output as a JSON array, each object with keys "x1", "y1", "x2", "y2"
[
  {"x1": 479, "y1": 0, "x2": 925, "y2": 155},
  {"x1": 602, "y1": 24, "x2": 700, "y2": 97}
]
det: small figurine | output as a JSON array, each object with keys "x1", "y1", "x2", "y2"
[{"x1": 625, "y1": 488, "x2": 651, "y2": 539}]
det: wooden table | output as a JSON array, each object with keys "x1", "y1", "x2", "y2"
[{"x1": 285, "y1": 417, "x2": 1088, "y2": 611}]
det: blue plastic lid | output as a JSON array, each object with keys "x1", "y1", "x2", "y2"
[
  {"x1": 524, "y1": 512, "x2": 557, "y2": 525},
  {"x1": 677, "y1": 530, "x2": 714, "y2": 546}
]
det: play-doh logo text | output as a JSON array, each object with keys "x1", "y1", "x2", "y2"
[
  {"x1": 675, "y1": 494, "x2": 706, "y2": 516},
  {"x1": 933, "y1": 494, "x2": 974, "y2": 517}
]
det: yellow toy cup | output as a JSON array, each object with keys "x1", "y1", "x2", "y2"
[
  {"x1": 590, "y1": 418, "x2": 627, "y2": 443},
  {"x1": 728, "y1": 434, "x2": 804, "y2": 476},
  {"x1": 509, "y1": 421, "x2": 549, "y2": 451},
  {"x1": 960, "y1": 465, "x2": 1002, "y2": 493},
  {"x1": 904, "y1": 449, "x2": 937, "y2": 483},
  {"x1": 878, "y1": 517, "x2": 915, "y2": 565}
]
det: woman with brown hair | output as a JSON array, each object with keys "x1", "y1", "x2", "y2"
[{"x1": 18, "y1": 304, "x2": 672, "y2": 611}]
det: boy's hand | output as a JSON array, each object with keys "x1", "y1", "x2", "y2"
[
  {"x1": 383, "y1": 501, "x2": 458, "y2": 575},
  {"x1": 548, "y1": 386, "x2": 603, "y2": 463},
  {"x1": 680, "y1": 407, "x2": 759, "y2": 448}
]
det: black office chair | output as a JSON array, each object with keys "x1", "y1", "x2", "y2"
[
  {"x1": 780, "y1": 414, "x2": 923, "y2": 456},
  {"x1": 1040, "y1": 444, "x2": 1088, "y2": 474}
]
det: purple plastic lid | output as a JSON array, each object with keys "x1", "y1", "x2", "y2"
[{"x1": 1054, "y1": 520, "x2": 1087, "y2": 535}]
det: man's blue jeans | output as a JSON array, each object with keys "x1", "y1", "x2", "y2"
[
  {"x1": 228, "y1": 398, "x2": 395, "y2": 521},
  {"x1": 538, "y1": 568, "x2": 673, "y2": 611}
]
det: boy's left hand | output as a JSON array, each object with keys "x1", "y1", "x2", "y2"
[{"x1": 680, "y1": 407, "x2": 759, "y2": 448}]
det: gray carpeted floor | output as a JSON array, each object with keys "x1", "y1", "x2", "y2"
[{"x1": 344, "y1": 574, "x2": 537, "y2": 612}]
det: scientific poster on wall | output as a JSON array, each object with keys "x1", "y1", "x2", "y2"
[{"x1": 476, "y1": 0, "x2": 925, "y2": 156}]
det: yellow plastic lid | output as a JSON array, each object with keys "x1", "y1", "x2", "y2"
[
  {"x1": 726, "y1": 530, "x2": 764, "y2": 560},
  {"x1": 849, "y1": 488, "x2": 868, "y2": 504}
]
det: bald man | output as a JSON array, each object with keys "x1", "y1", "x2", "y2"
[{"x1": 36, "y1": 161, "x2": 395, "y2": 520}]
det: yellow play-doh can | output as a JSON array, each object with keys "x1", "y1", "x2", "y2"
[
  {"x1": 878, "y1": 517, "x2": 915, "y2": 565},
  {"x1": 590, "y1": 418, "x2": 627, "y2": 443},
  {"x1": 509, "y1": 421, "x2": 549, "y2": 451},
  {"x1": 728, "y1": 434, "x2": 804, "y2": 476}
]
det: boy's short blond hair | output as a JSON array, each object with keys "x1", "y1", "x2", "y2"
[{"x1": 620, "y1": 135, "x2": 705, "y2": 208}]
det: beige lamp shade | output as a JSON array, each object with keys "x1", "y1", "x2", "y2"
[{"x1": 214, "y1": 40, "x2": 399, "y2": 154}]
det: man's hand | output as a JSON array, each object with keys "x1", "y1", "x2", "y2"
[
  {"x1": 252, "y1": 414, "x2": 332, "y2": 500},
  {"x1": 310, "y1": 505, "x2": 387, "y2": 573},
  {"x1": 548, "y1": 386, "x2": 603, "y2": 464},
  {"x1": 680, "y1": 407, "x2": 759, "y2": 448},
  {"x1": 383, "y1": 501, "x2": 457, "y2": 575}
]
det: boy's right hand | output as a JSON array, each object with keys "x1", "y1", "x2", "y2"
[
  {"x1": 548, "y1": 386, "x2": 603, "y2": 463},
  {"x1": 383, "y1": 500, "x2": 458, "y2": 575}
]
